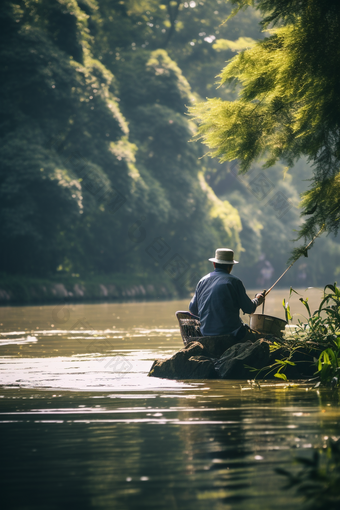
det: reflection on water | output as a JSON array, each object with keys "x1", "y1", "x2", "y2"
[{"x1": 0, "y1": 290, "x2": 339, "y2": 510}]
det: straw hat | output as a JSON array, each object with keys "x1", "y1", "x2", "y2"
[{"x1": 209, "y1": 248, "x2": 239, "y2": 265}]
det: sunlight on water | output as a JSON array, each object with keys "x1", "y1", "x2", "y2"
[{"x1": 0, "y1": 291, "x2": 339, "y2": 510}]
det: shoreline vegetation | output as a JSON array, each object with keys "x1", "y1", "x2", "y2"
[
  {"x1": 0, "y1": 273, "x2": 182, "y2": 305},
  {"x1": 270, "y1": 284, "x2": 340, "y2": 388}
]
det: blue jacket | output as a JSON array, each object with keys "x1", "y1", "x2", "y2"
[{"x1": 189, "y1": 268, "x2": 259, "y2": 336}]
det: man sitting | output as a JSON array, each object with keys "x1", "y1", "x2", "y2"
[{"x1": 189, "y1": 248, "x2": 265, "y2": 341}]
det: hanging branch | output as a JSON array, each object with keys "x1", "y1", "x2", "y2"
[{"x1": 265, "y1": 225, "x2": 325, "y2": 296}]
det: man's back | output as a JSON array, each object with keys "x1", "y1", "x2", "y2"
[{"x1": 189, "y1": 268, "x2": 256, "y2": 336}]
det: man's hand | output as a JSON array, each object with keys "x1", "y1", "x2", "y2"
[{"x1": 255, "y1": 293, "x2": 265, "y2": 305}]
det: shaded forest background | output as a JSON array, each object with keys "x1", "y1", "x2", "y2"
[{"x1": 1, "y1": 0, "x2": 340, "y2": 301}]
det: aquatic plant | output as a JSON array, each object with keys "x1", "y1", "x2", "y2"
[{"x1": 276, "y1": 437, "x2": 340, "y2": 510}]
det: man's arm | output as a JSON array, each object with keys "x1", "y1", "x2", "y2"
[
  {"x1": 236, "y1": 281, "x2": 264, "y2": 314},
  {"x1": 189, "y1": 292, "x2": 198, "y2": 316}
]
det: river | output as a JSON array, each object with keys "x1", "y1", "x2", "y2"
[{"x1": 1, "y1": 288, "x2": 339, "y2": 510}]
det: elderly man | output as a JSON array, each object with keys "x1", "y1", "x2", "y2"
[{"x1": 189, "y1": 248, "x2": 265, "y2": 341}]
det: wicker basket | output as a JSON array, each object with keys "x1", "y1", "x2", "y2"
[{"x1": 175, "y1": 311, "x2": 202, "y2": 346}]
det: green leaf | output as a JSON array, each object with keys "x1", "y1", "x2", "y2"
[
  {"x1": 325, "y1": 348, "x2": 337, "y2": 368},
  {"x1": 324, "y1": 284, "x2": 336, "y2": 294},
  {"x1": 274, "y1": 372, "x2": 287, "y2": 381},
  {"x1": 275, "y1": 359, "x2": 295, "y2": 366},
  {"x1": 323, "y1": 351, "x2": 330, "y2": 364},
  {"x1": 283, "y1": 301, "x2": 292, "y2": 322},
  {"x1": 289, "y1": 287, "x2": 300, "y2": 298},
  {"x1": 299, "y1": 297, "x2": 311, "y2": 317}
]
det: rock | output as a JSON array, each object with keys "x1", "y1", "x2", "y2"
[
  {"x1": 99, "y1": 284, "x2": 108, "y2": 297},
  {"x1": 214, "y1": 339, "x2": 270, "y2": 379},
  {"x1": 107, "y1": 284, "x2": 119, "y2": 297},
  {"x1": 138, "y1": 285, "x2": 146, "y2": 295},
  {"x1": 148, "y1": 341, "x2": 218, "y2": 379},
  {"x1": 149, "y1": 336, "x2": 318, "y2": 382},
  {"x1": 0, "y1": 289, "x2": 11, "y2": 302},
  {"x1": 187, "y1": 334, "x2": 242, "y2": 358},
  {"x1": 73, "y1": 284, "x2": 85, "y2": 297},
  {"x1": 51, "y1": 284, "x2": 68, "y2": 298}
]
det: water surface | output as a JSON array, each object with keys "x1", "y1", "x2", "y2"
[{"x1": 1, "y1": 289, "x2": 339, "y2": 510}]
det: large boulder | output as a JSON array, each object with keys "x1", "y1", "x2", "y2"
[
  {"x1": 148, "y1": 337, "x2": 318, "y2": 381},
  {"x1": 148, "y1": 341, "x2": 218, "y2": 379},
  {"x1": 214, "y1": 339, "x2": 270, "y2": 379},
  {"x1": 187, "y1": 334, "x2": 242, "y2": 358}
]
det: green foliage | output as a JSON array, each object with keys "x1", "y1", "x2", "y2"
[
  {"x1": 0, "y1": 0, "x2": 134, "y2": 275},
  {"x1": 5, "y1": 0, "x2": 340, "y2": 291},
  {"x1": 206, "y1": 150, "x2": 340, "y2": 287},
  {"x1": 210, "y1": 160, "x2": 303, "y2": 284},
  {"x1": 113, "y1": 46, "x2": 243, "y2": 276},
  {"x1": 283, "y1": 298, "x2": 292, "y2": 322},
  {"x1": 0, "y1": 0, "x2": 242, "y2": 287},
  {"x1": 0, "y1": 271, "x2": 179, "y2": 303},
  {"x1": 92, "y1": 0, "x2": 263, "y2": 99},
  {"x1": 191, "y1": 0, "x2": 340, "y2": 252},
  {"x1": 251, "y1": 283, "x2": 340, "y2": 383},
  {"x1": 272, "y1": 358, "x2": 296, "y2": 381},
  {"x1": 213, "y1": 36, "x2": 256, "y2": 52},
  {"x1": 255, "y1": 343, "x2": 295, "y2": 381},
  {"x1": 278, "y1": 283, "x2": 340, "y2": 386},
  {"x1": 116, "y1": 49, "x2": 193, "y2": 114}
]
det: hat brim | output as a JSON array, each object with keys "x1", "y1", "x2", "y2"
[{"x1": 209, "y1": 258, "x2": 239, "y2": 264}]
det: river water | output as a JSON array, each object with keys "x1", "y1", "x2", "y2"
[{"x1": 1, "y1": 289, "x2": 339, "y2": 510}]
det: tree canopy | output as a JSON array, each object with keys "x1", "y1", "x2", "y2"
[
  {"x1": 191, "y1": 0, "x2": 340, "y2": 260},
  {"x1": 0, "y1": 0, "x2": 243, "y2": 288},
  {"x1": 2, "y1": 0, "x2": 340, "y2": 290}
]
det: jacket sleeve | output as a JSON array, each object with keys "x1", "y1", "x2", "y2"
[
  {"x1": 189, "y1": 292, "x2": 198, "y2": 316},
  {"x1": 236, "y1": 280, "x2": 258, "y2": 314}
]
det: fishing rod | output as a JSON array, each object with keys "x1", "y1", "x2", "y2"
[
  {"x1": 260, "y1": 226, "x2": 324, "y2": 313},
  {"x1": 264, "y1": 262, "x2": 295, "y2": 297}
]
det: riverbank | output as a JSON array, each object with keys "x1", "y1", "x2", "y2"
[{"x1": 0, "y1": 273, "x2": 183, "y2": 305}]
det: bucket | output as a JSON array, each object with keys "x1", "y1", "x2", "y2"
[{"x1": 249, "y1": 314, "x2": 287, "y2": 337}]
